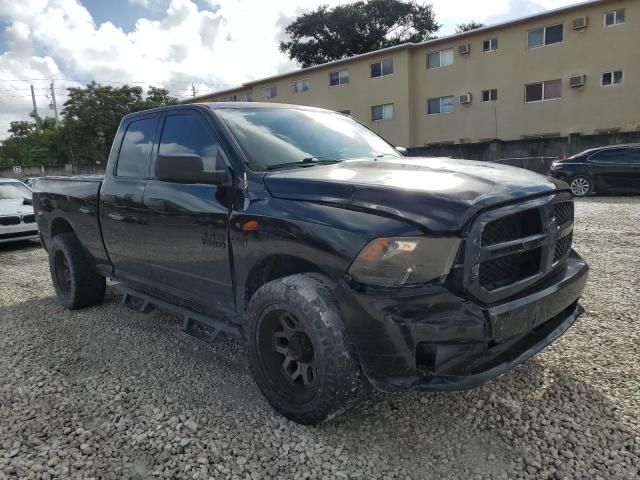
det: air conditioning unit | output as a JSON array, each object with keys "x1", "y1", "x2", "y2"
[
  {"x1": 572, "y1": 16, "x2": 588, "y2": 30},
  {"x1": 569, "y1": 74, "x2": 586, "y2": 88},
  {"x1": 458, "y1": 43, "x2": 471, "y2": 55},
  {"x1": 459, "y1": 93, "x2": 472, "y2": 104}
]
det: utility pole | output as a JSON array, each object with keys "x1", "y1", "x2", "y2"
[
  {"x1": 30, "y1": 84, "x2": 41, "y2": 132},
  {"x1": 50, "y1": 80, "x2": 59, "y2": 121}
]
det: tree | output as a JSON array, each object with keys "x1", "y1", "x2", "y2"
[
  {"x1": 280, "y1": 0, "x2": 440, "y2": 68},
  {"x1": 0, "y1": 118, "x2": 65, "y2": 167},
  {"x1": 1, "y1": 82, "x2": 179, "y2": 168},
  {"x1": 455, "y1": 21, "x2": 485, "y2": 33},
  {"x1": 8, "y1": 121, "x2": 36, "y2": 139},
  {"x1": 61, "y1": 82, "x2": 179, "y2": 166},
  {"x1": 143, "y1": 86, "x2": 180, "y2": 109}
]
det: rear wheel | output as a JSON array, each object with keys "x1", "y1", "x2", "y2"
[
  {"x1": 246, "y1": 273, "x2": 363, "y2": 425},
  {"x1": 569, "y1": 175, "x2": 593, "y2": 197},
  {"x1": 49, "y1": 233, "x2": 106, "y2": 309}
]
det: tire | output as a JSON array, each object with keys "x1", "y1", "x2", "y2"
[
  {"x1": 246, "y1": 273, "x2": 363, "y2": 425},
  {"x1": 569, "y1": 175, "x2": 593, "y2": 197},
  {"x1": 49, "y1": 232, "x2": 106, "y2": 309}
]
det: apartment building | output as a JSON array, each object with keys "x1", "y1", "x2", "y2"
[{"x1": 187, "y1": 0, "x2": 638, "y2": 149}]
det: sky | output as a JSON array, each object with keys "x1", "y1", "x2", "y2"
[{"x1": 0, "y1": 0, "x2": 583, "y2": 140}]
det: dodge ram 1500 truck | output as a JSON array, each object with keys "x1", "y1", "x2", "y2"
[{"x1": 33, "y1": 103, "x2": 588, "y2": 425}]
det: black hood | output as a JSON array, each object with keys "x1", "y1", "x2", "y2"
[{"x1": 263, "y1": 157, "x2": 567, "y2": 232}]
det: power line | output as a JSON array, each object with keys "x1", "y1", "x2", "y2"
[{"x1": 0, "y1": 77, "x2": 218, "y2": 86}]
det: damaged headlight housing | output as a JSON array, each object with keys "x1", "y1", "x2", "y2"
[{"x1": 348, "y1": 237, "x2": 461, "y2": 288}]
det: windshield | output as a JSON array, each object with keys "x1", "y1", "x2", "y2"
[
  {"x1": 0, "y1": 182, "x2": 32, "y2": 200},
  {"x1": 215, "y1": 107, "x2": 400, "y2": 171}
]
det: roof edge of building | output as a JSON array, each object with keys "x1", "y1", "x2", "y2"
[{"x1": 186, "y1": 0, "x2": 612, "y2": 103}]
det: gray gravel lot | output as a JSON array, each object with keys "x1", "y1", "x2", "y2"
[{"x1": 1, "y1": 197, "x2": 639, "y2": 480}]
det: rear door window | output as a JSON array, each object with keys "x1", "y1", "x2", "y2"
[
  {"x1": 116, "y1": 117, "x2": 157, "y2": 177},
  {"x1": 158, "y1": 113, "x2": 224, "y2": 172},
  {"x1": 590, "y1": 148, "x2": 627, "y2": 164}
]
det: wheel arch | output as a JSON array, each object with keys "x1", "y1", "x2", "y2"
[
  {"x1": 242, "y1": 254, "x2": 335, "y2": 313},
  {"x1": 50, "y1": 216, "x2": 75, "y2": 238}
]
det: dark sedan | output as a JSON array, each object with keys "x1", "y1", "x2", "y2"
[{"x1": 550, "y1": 144, "x2": 640, "y2": 197}]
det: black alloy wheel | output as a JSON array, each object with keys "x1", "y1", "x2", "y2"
[
  {"x1": 257, "y1": 306, "x2": 318, "y2": 404},
  {"x1": 246, "y1": 273, "x2": 363, "y2": 424}
]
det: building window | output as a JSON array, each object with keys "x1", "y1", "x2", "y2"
[
  {"x1": 525, "y1": 79, "x2": 562, "y2": 102},
  {"x1": 527, "y1": 24, "x2": 563, "y2": 48},
  {"x1": 329, "y1": 69, "x2": 350, "y2": 86},
  {"x1": 604, "y1": 9, "x2": 625, "y2": 26},
  {"x1": 239, "y1": 93, "x2": 252, "y2": 102},
  {"x1": 262, "y1": 86, "x2": 277, "y2": 99},
  {"x1": 427, "y1": 49, "x2": 454, "y2": 69},
  {"x1": 370, "y1": 59, "x2": 393, "y2": 78},
  {"x1": 293, "y1": 79, "x2": 310, "y2": 94},
  {"x1": 482, "y1": 89, "x2": 498, "y2": 102},
  {"x1": 427, "y1": 96, "x2": 455, "y2": 114},
  {"x1": 482, "y1": 38, "x2": 498, "y2": 52},
  {"x1": 371, "y1": 103, "x2": 394, "y2": 121},
  {"x1": 602, "y1": 70, "x2": 624, "y2": 86}
]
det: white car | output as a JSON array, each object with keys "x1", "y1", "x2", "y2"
[{"x1": 0, "y1": 178, "x2": 39, "y2": 244}]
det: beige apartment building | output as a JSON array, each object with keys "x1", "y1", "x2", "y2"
[{"x1": 188, "y1": 0, "x2": 638, "y2": 149}]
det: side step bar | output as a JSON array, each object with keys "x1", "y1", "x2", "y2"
[{"x1": 111, "y1": 283, "x2": 242, "y2": 343}]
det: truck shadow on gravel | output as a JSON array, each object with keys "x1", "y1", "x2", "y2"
[
  {"x1": 0, "y1": 239, "x2": 41, "y2": 253},
  {"x1": 1, "y1": 295, "x2": 637, "y2": 478}
]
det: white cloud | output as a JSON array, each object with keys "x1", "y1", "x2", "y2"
[
  {"x1": 128, "y1": 0, "x2": 153, "y2": 7},
  {"x1": 0, "y1": 0, "x2": 585, "y2": 140}
]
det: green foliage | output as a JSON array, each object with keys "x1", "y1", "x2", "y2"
[
  {"x1": 0, "y1": 83, "x2": 179, "y2": 168},
  {"x1": 280, "y1": 0, "x2": 440, "y2": 68},
  {"x1": 0, "y1": 118, "x2": 64, "y2": 168},
  {"x1": 455, "y1": 21, "x2": 486, "y2": 33}
]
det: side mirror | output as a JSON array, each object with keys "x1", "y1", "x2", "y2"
[
  {"x1": 395, "y1": 146, "x2": 408, "y2": 156},
  {"x1": 155, "y1": 154, "x2": 230, "y2": 185}
]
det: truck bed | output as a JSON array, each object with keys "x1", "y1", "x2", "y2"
[{"x1": 33, "y1": 175, "x2": 111, "y2": 273}]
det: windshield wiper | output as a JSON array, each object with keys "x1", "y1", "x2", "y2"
[{"x1": 266, "y1": 156, "x2": 341, "y2": 171}]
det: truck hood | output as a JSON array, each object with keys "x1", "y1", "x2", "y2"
[
  {"x1": 263, "y1": 157, "x2": 565, "y2": 232},
  {"x1": 0, "y1": 198, "x2": 34, "y2": 217}
]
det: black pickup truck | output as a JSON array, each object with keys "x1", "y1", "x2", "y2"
[{"x1": 33, "y1": 103, "x2": 588, "y2": 424}]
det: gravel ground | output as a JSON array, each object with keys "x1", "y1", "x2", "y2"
[{"x1": 1, "y1": 197, "x2": 639, "y2": 480}]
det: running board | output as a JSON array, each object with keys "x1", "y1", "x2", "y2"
[{"x1": 111, "y1": 283, "x2": 242, "y2": 343}]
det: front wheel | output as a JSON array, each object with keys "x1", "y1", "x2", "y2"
[
  {"x1": 49, "y1": 233, "x2": 106, "y2": 309},
  {"x1": 569, "y1": 175, "x2": 593, "y2": 197},
  {"x1": 246, "y1": 274, "x2": 363, "y2": 425}
]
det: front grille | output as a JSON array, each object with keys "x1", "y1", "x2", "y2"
[
  {"x1": 552, "y1": 202, "x2": 574, "y2": 226},
  {"x1": 21, "y1": 214, "x2": 36, "y2": 223},
  {"x1": 0, "y1": 216, "x2": 21, "y2": 226},
  {"x1": 554, "y1": 232, "x2": 573, "y2": 263},
  {"x1": 479, "y1": 248, "x2": 542, "y2": 291},
  {"x1": 463, "y1": 196, "x2": 575, "y2": 303},
  {"x1": 481, "y1": 208, "x2": 541, "y2": 246}
]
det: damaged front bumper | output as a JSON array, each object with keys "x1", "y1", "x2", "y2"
[{"x1": 335, "y1": 251, "x2": 588, "y2": 392}]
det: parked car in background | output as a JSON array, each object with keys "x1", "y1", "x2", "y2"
[
  {"x1": 550, "y1": 144, "x2": 640, "y2": 197},
  {"x1": 0, "y1": 179, "x2": 39, "y2": 244},
  {"x1": 24, "y1": 177, "x2": 39, "y2": 188}
]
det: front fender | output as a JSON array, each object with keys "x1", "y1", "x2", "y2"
[{"x1": 229, "y1": 197, "x2": 421, "y2": 313}]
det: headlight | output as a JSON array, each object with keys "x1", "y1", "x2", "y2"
[{"x1": 348, "y1": 237, "x2": 461, "y2": 288}]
